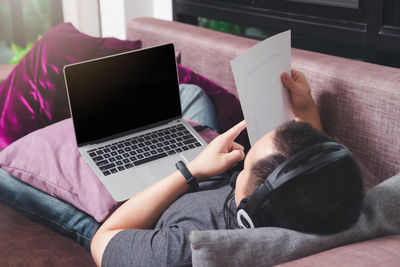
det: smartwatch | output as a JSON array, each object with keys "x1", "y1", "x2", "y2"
[{"x1": 175, "y1": 160, "x2": 199, "y2": 191}]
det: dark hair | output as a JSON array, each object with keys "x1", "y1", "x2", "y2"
[{"x1": 234, "y1": 120, "x2": 364, "y2": 234}]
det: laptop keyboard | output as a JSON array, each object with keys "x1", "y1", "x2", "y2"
[{"x1": 87, "y1": 124, "x2": 202, "y2": 176}]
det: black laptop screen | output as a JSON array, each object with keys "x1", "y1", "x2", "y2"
[{"x1": 64, "y1": 44, "x2": 182, "y2": 146}]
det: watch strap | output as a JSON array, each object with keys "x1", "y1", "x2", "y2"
[{"x1": 175, "y1": 160, "x2": 199, "y2": 191}]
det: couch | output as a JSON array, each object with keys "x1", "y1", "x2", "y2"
[{"x1": 1, "y1": 17, "x2": 400, "y2": 266}]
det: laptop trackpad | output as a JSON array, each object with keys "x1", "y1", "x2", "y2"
[{"x1": 137, "y1": 154, "x2": 185, "y2": 187}]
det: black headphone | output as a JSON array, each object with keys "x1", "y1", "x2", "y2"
[{"x1": 236, "y1": 141, "x2": 352, "y2": 229}]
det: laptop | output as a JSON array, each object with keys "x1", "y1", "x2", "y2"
[{"x1": 64, "y1": 43, "x2": 207, "y2": 202}]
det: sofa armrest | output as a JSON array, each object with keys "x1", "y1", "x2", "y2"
[
  {"x1": 277, "y1": 234, "x2": 400, "y2": 266},
  {"x1": 0, "y1": 64, "x2": 14, "y2": 85}
]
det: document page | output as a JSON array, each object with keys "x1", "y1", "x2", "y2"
[{"x1": 231, "y1": 30, "x2": 292, "y2": 146}]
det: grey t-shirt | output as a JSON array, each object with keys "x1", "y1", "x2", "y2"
[{"x1": 102, "y1": 181, "x2": 235, "y2": 267}]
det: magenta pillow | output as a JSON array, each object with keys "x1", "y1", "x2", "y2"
[
  {"x1": 0, "y1": 23, "x2": 141, "y2": 149},
  {"x1": 0, "y1": 118, "x2": 218, "y2": 222},
  {"x1": 177, "y1": 64, "x2": 250, "y2": 150}
]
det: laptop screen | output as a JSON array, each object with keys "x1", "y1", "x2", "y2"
[{"x1": 64, "y1": 44, "x2": 182, "y2": 146}]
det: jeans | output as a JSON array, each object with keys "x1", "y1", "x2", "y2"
[
  {"x1": 179, "y1": 84, "x2": 220, "y2": 132},
  {"x1": 0, "y1": 168, "x2": 100, "y2": 249},
  {"x1": 0, "y1": 84, "x2": 219, "y2": 250}
]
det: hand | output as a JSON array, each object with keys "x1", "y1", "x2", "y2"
[
  {"x1": 281, "y1": 69, "x2": 314, "y2": 115},
  {"x1": 188, "y1": 121, "x2": 246, "y2": 181},
  {"x1": 281, "y1": 69, "x2": 323, "y2": 131}
]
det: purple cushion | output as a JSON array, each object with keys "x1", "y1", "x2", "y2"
[
  {"x1": 0, "y1": 23, "x2": 141, "y2": 149},
  {"x1": 0, "y1": 118, "x2": 218, "y2": 222},
  {"x1": 177, "y1": 64, "x2": 250, "y2": 150}
]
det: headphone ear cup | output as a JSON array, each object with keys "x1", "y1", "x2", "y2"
[
  {"x1": 237, "y1": 197, "x2": 255, "y2": 228},
  {"x1": 257, "y1": 208, "x2": 273, "y2": 226},
  {"x1": 237, "y1": 209, "x2": 255, "y2": 228}
]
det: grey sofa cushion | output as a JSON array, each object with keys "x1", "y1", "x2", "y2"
[{"x1": 190, "y1": 173, "x2": 400, "y2": 267}]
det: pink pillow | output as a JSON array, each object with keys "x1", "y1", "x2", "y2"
[
  {"x1": 0, "y1": 118, "x2": 218, "y2": 222},
  {"x1": 0, "y1": 23, "x2": 141, "y2": 149}
]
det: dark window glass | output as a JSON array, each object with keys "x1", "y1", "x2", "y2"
[
  {"x1": 286, "y1": 0, "x2": 358, "y2": 8},
  {"x1": 382, "y1": 0, "x2": 400, "y2": 27}
]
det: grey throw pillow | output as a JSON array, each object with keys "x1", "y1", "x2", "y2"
[{"x1": 190, "y1": 173, "x2": 400, "y2": 267}]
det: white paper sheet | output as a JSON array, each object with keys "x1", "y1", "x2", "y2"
[{"x1": 231, "y1": 30, "x2": 292, "y2": 146}]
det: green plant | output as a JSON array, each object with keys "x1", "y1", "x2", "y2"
[
  {"x1": 9, "y1": 35, "x2": 41, "y2": 65},
  {"x1": 199, "y1": 18, "x2": 243, "y2": 35},
  {"x1": 209, "y1": 20, "x2": 242, "y2": 35}
]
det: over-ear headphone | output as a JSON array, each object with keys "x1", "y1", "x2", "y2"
[{"x1": 236, "y1": 141, "x2": 352, "y2": 229}]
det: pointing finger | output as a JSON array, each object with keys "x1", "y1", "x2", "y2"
[{"x1": 223, "y1": 120, "x2": 246, "y2": 141}]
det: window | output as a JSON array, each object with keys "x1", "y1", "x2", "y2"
[
  {"x1": 173, "y1": 0, "x2": 400, "y2": 68},
  {"x1": 287, "y1": 0, "x2": 359, "y2": 9},
  {"x1": 0, "y1": 0, "x2": 63, "y2": 64}
]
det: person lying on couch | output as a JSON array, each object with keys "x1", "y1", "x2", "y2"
[{"x1": 91, "y1": 69, "x2": 364, "y2": 267}]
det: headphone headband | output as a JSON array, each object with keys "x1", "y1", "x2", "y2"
[{"x1": 237, "y1": 141, "x2": 352, "y2": 229}]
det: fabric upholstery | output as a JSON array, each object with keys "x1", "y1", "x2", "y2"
[
  {"x1": 0, "y1": 200, "x2": 95, "y2": 266},
  {"x1": 127, "y1": 17, "x2": 400, "y2": 189},
  {"x1": 276, "y1": 234, "x2": 400, "y2": 267},
  {"x1": 190, "y1": 172, "x2": 400, "y2": 266},
  {"x1": 0, "y1": 23, "x2": 141, "y2": 149},
  {"x1": 292, "y1": 50, "x2": 400, "y2": 188}
]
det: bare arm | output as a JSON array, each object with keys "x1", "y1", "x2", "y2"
[
  {"x1": 281, "y1": 69, "x2": 323, "y2": 131},
  {"x1": 90, "y1": 121, "x2": 246, "y2": 266}
]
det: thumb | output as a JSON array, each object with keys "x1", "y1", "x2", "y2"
[
  {"x1": 224, "y1": 150, "x2": 245, "y2": 166},
  {"x1": 281, "y1": 72, "x2": 297, "y2": 92}
]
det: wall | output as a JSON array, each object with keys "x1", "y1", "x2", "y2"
[
  {"x1": 62, "y1": 0, "x2": 172, "y2": 38},
  {"x1": 153, "y1": 0, "x2": 173, "y2": 21},
  {"x1": 62, "y1": 0, "x2": 101, "y2": 37},
  {"x1": 98, "y1": 0, "x2": 126, "y2": 39},
  {"x1": 100, "y1": 0, "x2": 154, "y2": 39}
]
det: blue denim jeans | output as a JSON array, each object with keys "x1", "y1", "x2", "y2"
[
  {"x1": 0, "y1": 84, "x2": 219, "y2": 250},
  {"x1": 0, "y1": 168, "x2": 100, "y2": 249},
  {"x1": 179, "y1": 83, "x2": 220, "y2": 132}
]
